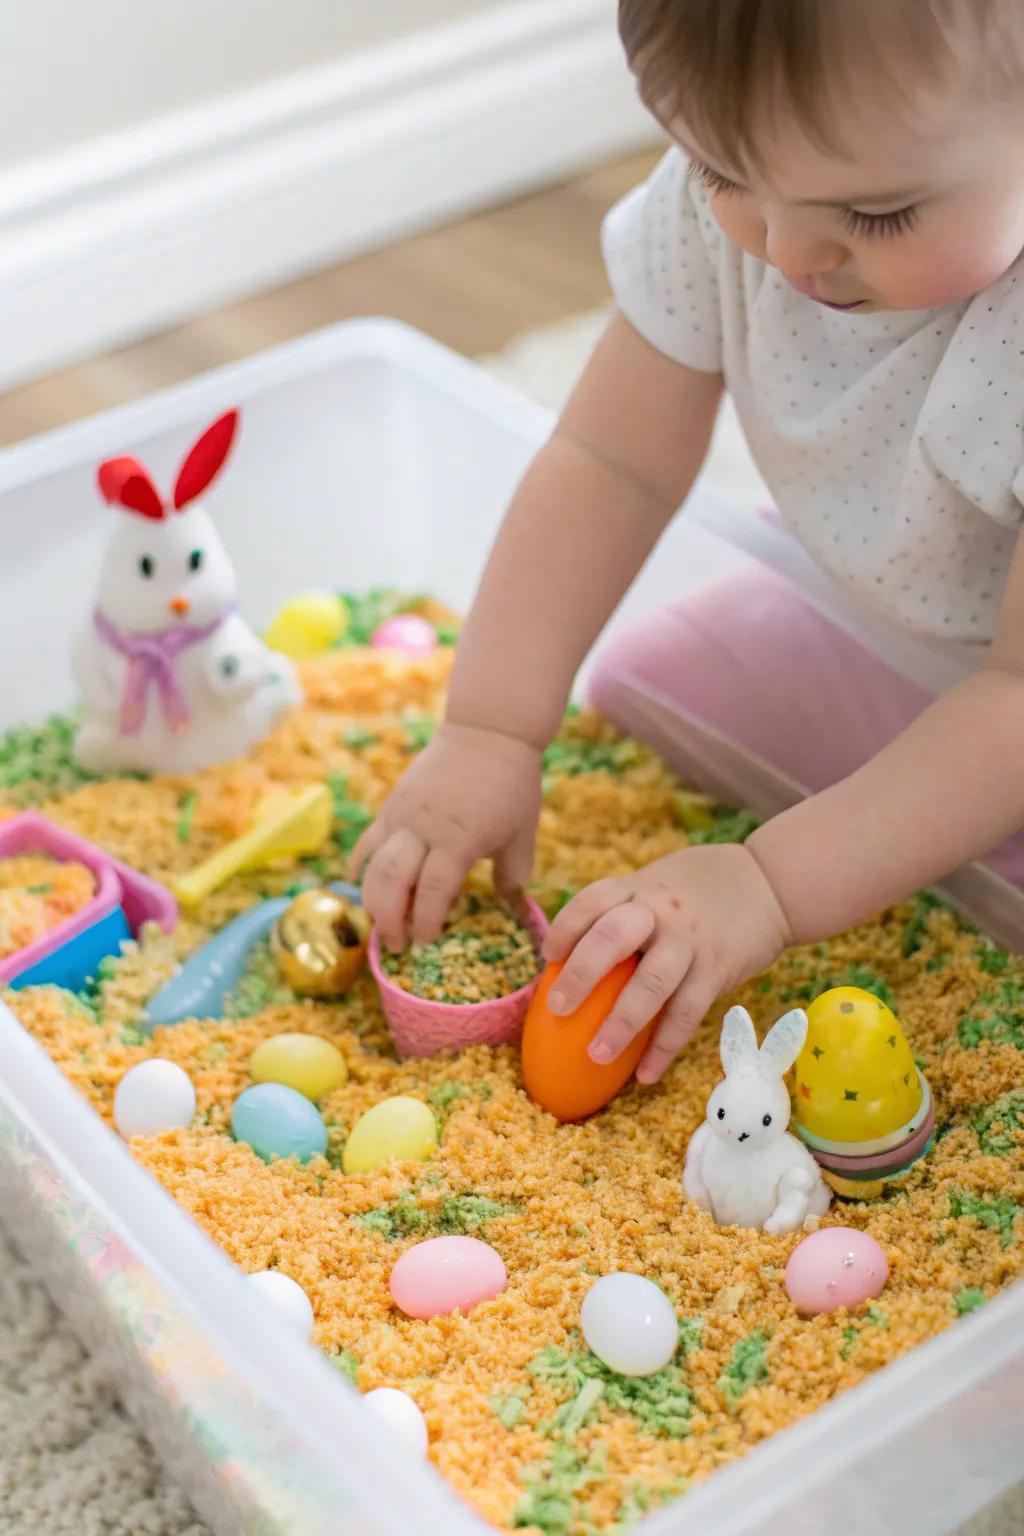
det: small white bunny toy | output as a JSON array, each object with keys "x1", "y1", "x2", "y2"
[
  {"x1": 74, "y1": 410, "x2": 301, "y2": 777},
  {"x1": 683, "y1": 1005, "x2": 832, "y2": 1235}
]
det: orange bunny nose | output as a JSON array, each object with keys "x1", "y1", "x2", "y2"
[{"x1": 169, "y1": 596, "x2": 191, "y2": 616}]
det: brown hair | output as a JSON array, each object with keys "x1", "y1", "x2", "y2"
[{"x1": 618, "y1": 0, "x2": 1017, "y2": 172}]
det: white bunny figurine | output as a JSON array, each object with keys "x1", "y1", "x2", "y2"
[
  {"x1": 74, "y1": 410, "x2": 301, "y2": 777},
  {"x1": 683, "y1": 1005, "x2": 832, "y2": 1235}
]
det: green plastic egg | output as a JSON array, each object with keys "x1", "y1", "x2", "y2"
[
  {"x1": 250, "y1": 1033, "x2": 348, "y2": 1102},
  {"x1": 342, "y1": 1096, "x2": 437, "y2": 1174}
]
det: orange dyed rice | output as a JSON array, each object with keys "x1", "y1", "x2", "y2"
[{"x1": 3, "y1": 647, "x2": 1023, "y2": 1534}]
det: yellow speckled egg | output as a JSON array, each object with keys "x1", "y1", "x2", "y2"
[
  {"x1": 265, "y1": 593, "x2": 348, "y2": 658},
  {"x1": 792, "y1": 986, "x2": 922, "y2": 1145},
  {"x1": 250, "y1": 1033, "x2": 348, "y2": 1102},
  {"x1": 342, "y1": 1096, "x2": 437, "y2": 1174}
]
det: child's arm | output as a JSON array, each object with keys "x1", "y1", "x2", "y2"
[
  {"x1": 544, "y1": 534, "x2": 1024, "y2": 1085},
  {"x1": 747, "y1": 534, "x2": 1024, "y2": 938},
  {"x1": 352, "y1": 313, "x2": 723, "y2": 947},
  {"x1": 446, "y1": 314, "x2": 723, "y2": 748}
]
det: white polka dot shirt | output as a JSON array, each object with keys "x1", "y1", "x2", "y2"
[{"x1": 602, "y1": 149, "x2": 1024, "y2": 651}]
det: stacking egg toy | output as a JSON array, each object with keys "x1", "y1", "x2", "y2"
[
  {"x1": 791, "y1": 987, "x2": 935, "y2": 1199},
  {"x1": 521, "y1": 958, "x2": 655, "y2": 1122}
]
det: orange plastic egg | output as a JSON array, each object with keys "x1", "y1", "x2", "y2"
[{"x1": 521, "y1": 957, "x2": 655, "y2": 1122}]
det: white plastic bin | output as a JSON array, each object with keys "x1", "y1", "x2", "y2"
[{"x1": 0, "y1": 319, "x2": 1021, "y2": 1536}]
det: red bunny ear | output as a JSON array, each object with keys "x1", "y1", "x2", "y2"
[
  {"x1": 97, "y1": 456, "x2": 165, "y2": 520},
  {"x1": 173, "y1": 409, "x2": 239, "y2": 510}
]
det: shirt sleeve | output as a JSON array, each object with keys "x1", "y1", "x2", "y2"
[
  {"x1": 601, "y1": 147, "x2": 723, "y2": 373},
  {"x1": 920, "y1": 267, "x2": 1024, "y2": 529}
]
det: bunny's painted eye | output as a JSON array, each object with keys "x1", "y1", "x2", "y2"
[
  {"x1": 139, "y1": 555, "x2": 155, "y2": 578},
  {"x1": 762, "y1": 1113, "x2": 773, "y2": 1127},
  {"x1": 188, "y1": 549, "x2": 203, "y2": 572},
  {"x1": 717, "y1": 1107, "x2": 725, "y2": 1121}
]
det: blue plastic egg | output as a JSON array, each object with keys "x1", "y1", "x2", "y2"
[{"x1": 231, "y1": 1083, "x2": 328, "y2": 1164}]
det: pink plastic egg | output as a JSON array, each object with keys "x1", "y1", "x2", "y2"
[
  {"x1": 370, "y1": 615, "x2": 438, "y2": 655},
  {"x1": 785, "y1": 1227, "x2": 889, "y2": 1316},
  {"x1": 389, "y1": 1236, "x2": 507, "y2": 1320}
]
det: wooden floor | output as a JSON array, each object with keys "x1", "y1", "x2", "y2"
[{"x1": 0, "y1": 149, "x2": 659, "y2": 449}]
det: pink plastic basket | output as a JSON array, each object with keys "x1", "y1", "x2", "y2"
[{"x1": 368, "y1": 899, "x2": 548, "y2": 1058}]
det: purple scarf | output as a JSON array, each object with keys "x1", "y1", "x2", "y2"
[{"x1": 93, "y1": 607, "x2": 233, "y2": 737}]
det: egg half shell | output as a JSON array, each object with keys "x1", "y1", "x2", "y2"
[{"x1": 792, "y1": 987, "x2": 921, "y2": 1146}]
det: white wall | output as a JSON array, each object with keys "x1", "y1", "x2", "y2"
[
  {"x1": 0, "y1": 0, "x2": 509, "y2": 168},
  {"x1": 0, "y1": 0, "x2": 653, "y2": 390}
]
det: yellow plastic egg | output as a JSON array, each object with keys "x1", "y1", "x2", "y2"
[
  {"x1": 250, "y1": 1033, "x2": 348, "y2": 1102},
  {"x1": 265, "y1": 593, "x2": 348, "y2": 658},
  {"x1": 342, "y1": 1096, "x2": 437, "y2": 1174},
  {"x1": 793, "y1": 986, "x2": 922, "y2": 1145}
]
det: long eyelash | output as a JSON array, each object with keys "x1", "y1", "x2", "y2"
[
  {"x1": 687, "y1": 155, "x2": 919, "y2": 241},
  {"x1": 839, "y1": 205, "x2": 920, "y2": 240},
  {"x1": 687, "y1": 159, "x2": 743, "y2": 198}
]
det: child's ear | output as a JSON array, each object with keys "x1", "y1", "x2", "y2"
[{"x1": 173, "y1": 409, "x2": 239, "y2": 511}]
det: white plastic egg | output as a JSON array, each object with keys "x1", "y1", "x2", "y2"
[
  {"x1": 363, "y1": 1387, "x2": 429, "y2": 1457},
  {"x1": 114, "y1": 1059, "x2": 196, "y2": 1138},
  {"x1": 581, "y1": 1273, "x2": 679, "y2": 1377},
  {"x1": 245, "y1": 1270, "x2": 315, "y2": 1339}
]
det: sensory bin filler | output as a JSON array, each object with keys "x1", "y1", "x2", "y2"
[{"x1": 2, "y1": 408, "x2": 1023, "y2": 1534}]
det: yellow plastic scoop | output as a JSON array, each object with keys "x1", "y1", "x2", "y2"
[{"x1": 171, "y1": 783, "x2": 333, "y2": 908}]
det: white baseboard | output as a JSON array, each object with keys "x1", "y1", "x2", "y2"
[{"x1": 0, "y1": 0, "x2": 656, "y2": 391}]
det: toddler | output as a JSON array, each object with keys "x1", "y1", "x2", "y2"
[{"x1": 353, "y1": 0, "x2": 1024, "y2": 1085}]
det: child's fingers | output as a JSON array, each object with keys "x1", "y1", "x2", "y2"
[
  {"x1": 348, "y1": 818, "x2": 384, "y2": 882},
  {"x1": 361, "y1": 828, "x2": 427, "y2": 950},
  {"x1": 493, "y1": 825, "x2": 536, "y2": 916},
  {"x1": 635, "y1": 965, "x2": 717, "y2": 1084},
  {"x1": 542, "y1": 878, "x2": 627, "y2": 963},
  {"x1": 410, "y1": 846, "x2": 473, "y2": 946},
  {"x1": 588, "y1": 937, "x2": 692, "y2": 1064},
  {"x1": 547, "y1": 900, "x2": 655, "y2": 1017}
]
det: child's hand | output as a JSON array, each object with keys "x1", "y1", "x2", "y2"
[
  {"x1": 541, "y1": 844, "x2": 792, "y2": 1084},
  {"x1": 350, "y1": 722, "x2": 542, "y2": 950}
]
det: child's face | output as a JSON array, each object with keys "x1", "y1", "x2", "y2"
[{"x1": 670, "y1": 88, "x2": 1024, "y2": 313}]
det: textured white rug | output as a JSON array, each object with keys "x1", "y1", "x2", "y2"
[{"x1": 0, "y1": 311, "x2": 1019, "y2": 1536}]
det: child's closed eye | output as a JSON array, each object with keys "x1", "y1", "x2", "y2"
[
  {"x1": 838, "y1": 205, "x2": 920, "y2": 241},
  {"x1": 687, "y1": 158, "x2": 744, "y2": 199},
  {"x1": 687, "y1": 155, "x2": 921, "y2": 242}
]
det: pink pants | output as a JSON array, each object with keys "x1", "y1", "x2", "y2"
[{"x1": 587, "y1": 558, "x2": 1024, "y2": 891}]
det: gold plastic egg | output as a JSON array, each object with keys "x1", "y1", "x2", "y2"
[
  {"x1": 792, "y1": 986, "x2": 922, "y2": 1146},
  {"x1": 271, "y1": 888, "x2": 370, "y2": 998}
]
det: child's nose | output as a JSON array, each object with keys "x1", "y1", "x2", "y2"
[
  {"x1": 763, "y1": 211, "x2": 845, "y2": 277},
  {"x1": 169, "y1": 596, "x2": 191, "y2": 616}
]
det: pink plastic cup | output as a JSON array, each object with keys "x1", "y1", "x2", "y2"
[{"x1": 368, "y1": 899, "x2": 548, "y2": 1058}]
